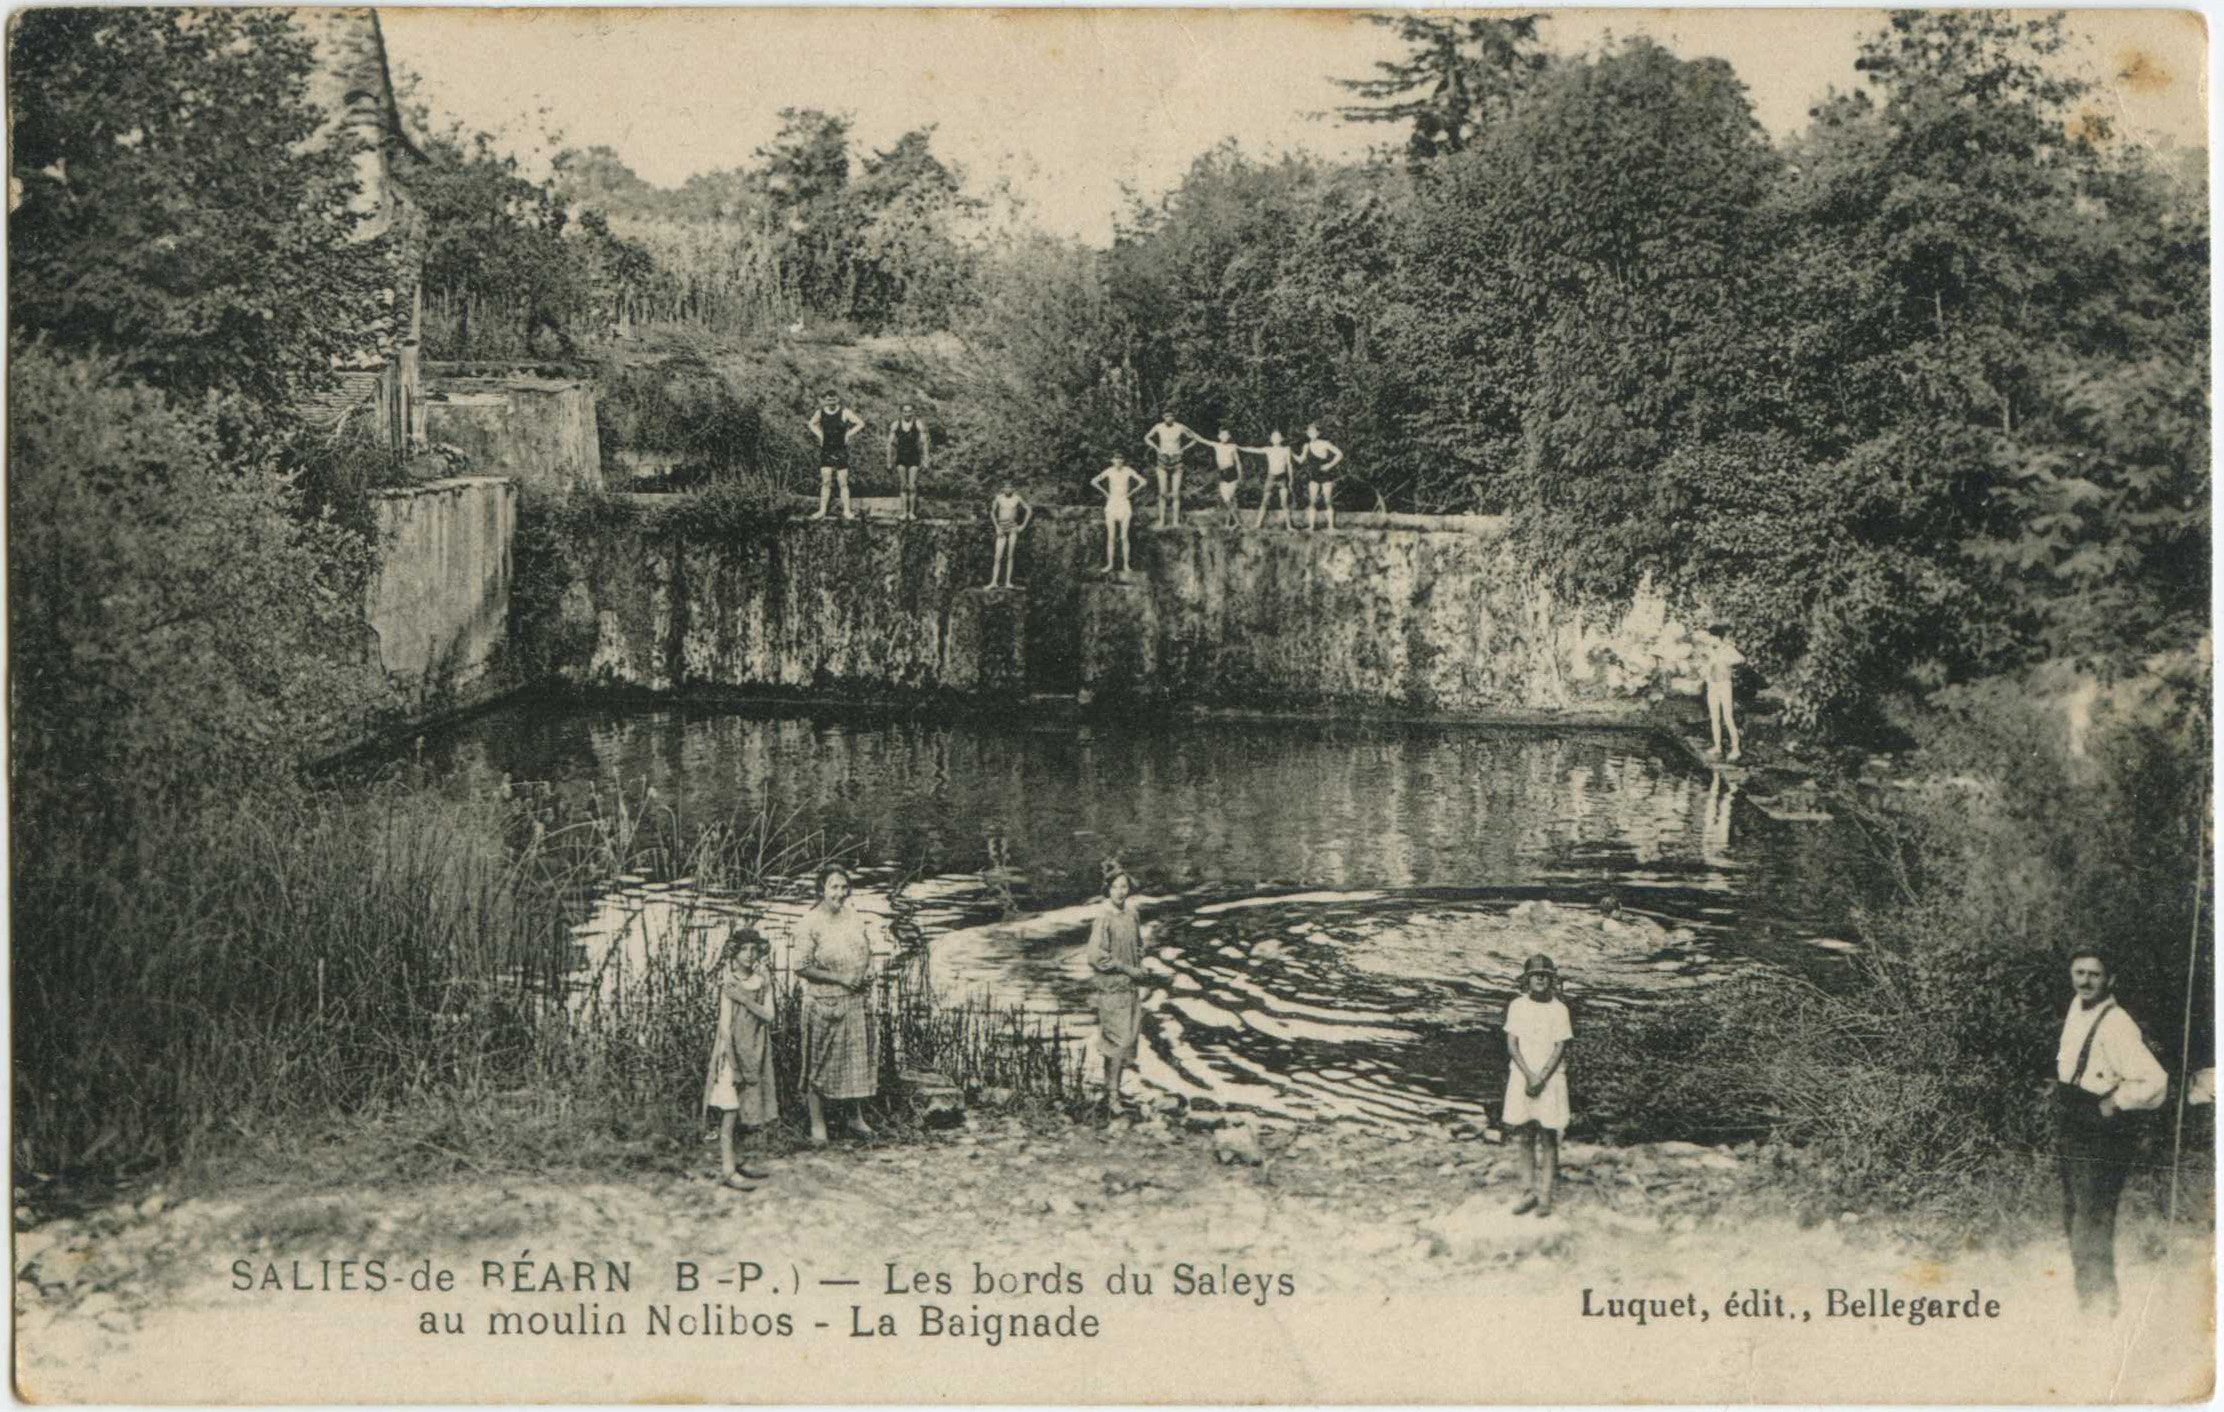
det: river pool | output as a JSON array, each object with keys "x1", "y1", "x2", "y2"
[{"x1": 405, "y1": 701, "x2": 1871, "y2": 1129}]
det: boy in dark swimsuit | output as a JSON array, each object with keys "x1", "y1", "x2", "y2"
[
  {"x1": 887, "y1": 403, "x2": 931, "y2": 523},
  {"x1": 808, "y1": 391, "x2": 867, "y2": 521},
  {"x1": 1299, "y1": 424, "x2": 1346, "y2": 533}
]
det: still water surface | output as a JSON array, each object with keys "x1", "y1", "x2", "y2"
[{"x1": 410, "y1": 703, "x2": 1869, "y2": 1129}]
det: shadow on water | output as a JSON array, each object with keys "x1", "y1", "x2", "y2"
[{"x1": 386, "y1": 699, "x2": 1885, "y2": 1129}]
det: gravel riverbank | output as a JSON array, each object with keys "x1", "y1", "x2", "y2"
[{"x1": 16, "y1": 1110, "x2": 2211, "y2": 1402}]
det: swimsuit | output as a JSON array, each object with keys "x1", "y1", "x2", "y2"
[
  {"x1": 993, "y1": 497, "x2": 1025, "y2": 531},
  {"x1": 1259, "y1": 447, "x2": 1294, "y2": 480},
  {"x1": 1303, "y1": 441, "x2": 1341, "y2": 484},
  {"x1": 1103, "y1": 471, "x2": 1138, "y2": 525},
  {"x1": 891, "y1": 420, "x2": 925, "y2": 470},
  {"x1": 1214, "y1": 445, "x2": 1242, "y2": 484},
  {"x1": 1151, "y1": 427, "x2": 1186, "y2": 470},
  {"x1": 814, "y1": 409, "x2": 852, "y2": 469}
]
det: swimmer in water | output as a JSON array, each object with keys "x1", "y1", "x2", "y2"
[
  {"x1": 1299, "y1": 424, "x2": 1346, "y2": 533},
  {"x1": 984, "y1": 480, "x2": 1033, "y2": 589},
  {"x1": 1142, "y1": 409, "x2": 1205, "y2": 530},
  {"x1": 1241, "y1": 430, "x2": 1297, "y2": 531},
  {"x1": 1093, "y1": 454, "x2": 1148, "y2": 573},
  {"x1": 1209, "y1": 430, "x2": 1245, "y2": 530}
]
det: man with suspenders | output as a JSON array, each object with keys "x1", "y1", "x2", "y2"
[{"x1": 2052, "y1": 949, "x2": 2166, "y2": 1316}]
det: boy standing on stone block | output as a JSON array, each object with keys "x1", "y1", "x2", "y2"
[{"x1": 985, "y1": 481, "x2": 1032, "y2": 590}]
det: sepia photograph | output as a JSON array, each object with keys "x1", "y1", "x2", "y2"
[{"x1": 7, "y1": 4, "x2": 2214, "y2": 1402}]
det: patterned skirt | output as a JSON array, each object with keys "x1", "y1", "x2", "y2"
[
  {"x1": 1096, "y1": 986, "x2": 1142, "y2": 1064},
  {"x1": 802, "y1": 992, "x2": 876, "y2": 1100}
]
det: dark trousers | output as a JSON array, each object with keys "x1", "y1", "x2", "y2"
[{"x1": 2057, "y1": 1113, "x2": 2135, "y2": 1313}]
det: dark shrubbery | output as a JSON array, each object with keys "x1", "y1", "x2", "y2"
[
  {"x1": 1587, "y1": 668, "x2": 2211, "y2": 1218},
  {"x1": 8, "y1": 348, "x2": 389, "y2": 836},
  {"x1": 596, "y1": 355, "x2": 769, "y2": 488}
]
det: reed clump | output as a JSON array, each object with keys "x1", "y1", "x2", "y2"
[{"x1": 14, "y1": 777, "x2": 1086, "y2": 1183}]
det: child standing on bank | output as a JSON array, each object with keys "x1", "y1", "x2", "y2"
[
  {"x1": 704, "y1": 929, "x2": 779, "y2": 1191},
  {"x1": 1086, "y1": 869, "x2": 1152, "y2": 1111},
  {"x1": 1503, "y1": 953, "x2": 1573, "y2": 1216}
]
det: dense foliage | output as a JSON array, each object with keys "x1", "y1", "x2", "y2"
[
  {"x1": 1587, "y1": 663, "x2": 2211, "y2": 1215},
  {"x1": 8, "y1": 9, "x2": 401, "y2": 417},
  {"x1": 926, "y1": 14, "x2": 2206, "y2": 726},
  {"x1": 8, "y1": 349, "x2": 385, "y2": 841},
  {"x1": 8, "y1": 13, "x2": 399, "y2": 838}
]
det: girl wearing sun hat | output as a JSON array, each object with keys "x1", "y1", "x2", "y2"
[{"x1": 1503, "y1": 952, "x2": 1574, "y2": 1216}]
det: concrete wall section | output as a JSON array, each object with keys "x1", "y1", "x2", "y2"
[
  {"x1": 367, "y1": 477, "x2": 517, "y2": 711},
  {"x1": 536, "y1": 511, "x2": 1709, "y2": 716},
  {"x1": 422, "y1": 377, "x2": 602, "y2": 494}
]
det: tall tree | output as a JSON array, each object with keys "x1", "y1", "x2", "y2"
[
  {"x1": 1335, "y1": 13, "x2": 1548, "y2": 162},
  {"x1": 750, "y1": 107, "x2": 854, "y2": 209},
  {"x1": 1405, "y1": 41, "x2": 1778, "y2": 580},
  {"x1": 8, "y1": 9, "x2": 396, "y2": 417}
]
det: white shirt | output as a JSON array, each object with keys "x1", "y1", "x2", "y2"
[
  {"x1": 2057, "y1": 999, "x2": 2167, "y2": 1110},
  {"x1": 1506, "y1": 994, "x2": 1573, "y2": 1069}
]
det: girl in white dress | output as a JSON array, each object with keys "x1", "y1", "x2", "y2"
[{"x1": 1503, "y1": 953, "x2": 1573, "y2": 1215}]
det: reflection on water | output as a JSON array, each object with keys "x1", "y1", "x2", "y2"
[{"x1": 413, "y1": 703, "x2": 1868, "y2": 1128}]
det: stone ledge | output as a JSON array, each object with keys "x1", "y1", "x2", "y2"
[{"x1": 610, "y1": 492, "x2": 1508, "y2": 536}]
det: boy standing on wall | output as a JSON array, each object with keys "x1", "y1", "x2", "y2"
[
  {"x1": 808, "y1": 390, "x2": 867, "y2": 521},
  {"x1": 1299, "y1": 424, "x2": 1345, "y2": 533},
  {"x1": 887, "y1": 403, "x2": 932, "y2": 523},
  {"x1": 1209, "y1": 430, "x2": 1245, "y2": 530},
  {"x1": 1244, "y1": 431, "x2": 1298, "y2": 531},
  {"x1": 1142, "y1": 410, "x2": 1204, "y2": 530},
  {"x1": 985, "y1": 481, "x2": 1033, "y2": 589}
]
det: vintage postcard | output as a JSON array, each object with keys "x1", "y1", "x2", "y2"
[{"x1": 8, "y1": 4, "x2": 2213, "y2": 1403}]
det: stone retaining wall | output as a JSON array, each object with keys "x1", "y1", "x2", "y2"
[{"x1": 532, "y1": 507, "x2": 1713, "y2": 715}]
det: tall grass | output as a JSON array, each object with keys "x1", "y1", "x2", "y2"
[{"x1": 14, "y1": 776, "x2": 1087, "y2": 1181}]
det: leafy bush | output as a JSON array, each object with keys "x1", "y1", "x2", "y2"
[
  {"x1": 8, "y1": 348, "x2": 388, "y2": 836},
  {"x1": 596, "y1": 355, "x2": 769, "y2": 486},
  {"x1": 645, "y1": 480, "x2": 793, "y2": 538}
]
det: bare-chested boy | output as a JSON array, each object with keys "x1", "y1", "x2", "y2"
[
  {"x1": 1242, "y1": 430, "x2": 1298, "y2": 531},
  {"x1": 1299, "y1": 424, "x2": 1346, "y2": 533},
  {"x1": 808, "y1": 391, "x2": 868, "y2": 521},
  {"x1": 1209, "y1": 430, "x2": 1245, "y2": 529},
  {"x1": 985, "y1": 481, "x2": 1033, "y2": 589},
  {"x1": 1094, "y1": 455, "x2": 1148, "y2": 573},
  {"x1": 1142, "y1": 410, "x2": 1204, "y2": 530}
]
